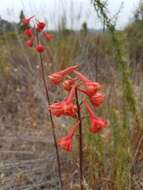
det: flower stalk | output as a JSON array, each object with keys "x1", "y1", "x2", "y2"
[
  {"x1": 75, "y1": 87, "x2": 84, "y2": 190},
  {"x1": 36, "y1": 33, "x2": 63, "y2": 190}
]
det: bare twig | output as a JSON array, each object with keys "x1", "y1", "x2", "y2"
[{"x1": 131, "y1": 134, "x2": 143, "y2": 169}]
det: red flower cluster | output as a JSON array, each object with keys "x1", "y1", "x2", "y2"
[
  {"x1": 21, "y1": 16, "x2": 54, "y2": 53},
  {"x1": 48, "y1": 65, "x2": 109, "y2": 151}
]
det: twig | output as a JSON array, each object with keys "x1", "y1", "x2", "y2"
[{"x1": 131, "y1": 135, "x2": 143, "y2": 169}]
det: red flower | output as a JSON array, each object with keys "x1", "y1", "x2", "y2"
[
  {"x1": 22, "y1": 16, "x2": 34, "y2": 25},
  {"x1": 82, "y1": 81, "x2": 101, "y2": 96},
  {"x1": 74, "y1": 71, "x2": 102, "y2": 96},
  {"x1": 43, "y1": 32, "x2": 54, "y2": 41},
  {"x1": 63, "y1": 102, "x2": 77, "y2": 117},
  {"x1": 58, "y1": 136, "x2": 72, "y2": 151},
  {"x1": 26, "y1": 38, "x2": 34, "y2": 47},
  {"x1": 48, "y1": 65, "x2": 78, "y2": 85},
  {"x1": 84, "y1": 100, "x2": 108, "y2": 133},
  {"x1": 58, "y1": 122, "x2": 79, "y2": 151},
  {"x1": 79, "y1": 90, "x2": 105, "y2": 107},
  {"x1": 90, "y1": 117, "x2": 108, "y2": 133},
  {"x1": 49, "y1": 101, "x2": 65, "y2": 117},
  {"x1": 36, "y1": 44, "x2": 45, "y2": 53},
  {"x1": 90, "y1": 93, "x2": 105, "y2": 107},
  {"x1": 63, "y1": 78, "x2": 77, "y2": 91},
  {"x1": 49, "y1": 85, "x2": 77, "y2": 117},
  {"x1": 23, "y1": 28, "x2": 33, "y2": 37},
  {"x1": 36, "y1": 21, "x2": 46, "y2": 32},
  {"x1": 74, "y1": 70, "x2": 93, "y2": 83},
  {"x1": 49, "y1": 100, "x2": 77, "y2": 117}
]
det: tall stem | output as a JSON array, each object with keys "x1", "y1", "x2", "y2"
[
  {"x1": 75, "y1": 88, "x2": 84, "y2": 190},
  {"x1": 36, "y1": 33, "x2": 63, "y2": 190}
]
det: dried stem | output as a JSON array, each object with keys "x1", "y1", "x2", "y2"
[
  {"x1": 36, "y1": 33, "x2": 63, "y2": 190},
  {"x1": 75, "y1": 87, "x2": 84, "y2": 190}
]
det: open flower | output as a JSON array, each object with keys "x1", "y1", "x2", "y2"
[
  {"x1": 48, "y1": 101, "x2": 65, "y2": 117},
  {"x1": 48, "y1": 65, "x2": 78, "y2": 85},
  {"x1": 36, "y1": 21, "x2": 46, "y2": 32},
  {"x1": 36, "y1": 44, "x2": 45, "y2": 53},
  {"x1": 58, "y1": 122, "x2": 79, "y2": 151},
  {"x1": 43, "y1": 32, "x2": 54, "y2": 41},
  {"x1": 23, "y1": 28, "x2": 33, "y2": 37},
  {"x1": 63, "y1": 78, "x2": 77, "y2": 91},
  {"x1": 58, "y1": 136, "x2": 72, "y2": 151},
  {"x1": 49, "y1": 85, "x2": 77, "y2": 117},
  {"x1": 74, "y1": 70, "x2": 102, "y2": 96},
  {"x1": 63, "y1": 102, "x2": 77, "y2": 117},
  {"x1": 49, "y1": 101, "x2": 76, "y2": 117},
  {"x1": 84, "y1": 100, "x2": 108, "y2": 133},
  {"x1": 22, "y1": 16, "x2": 34, "y2": 25},
  {"x1": 89, "y1": 93, "x2": 105, "y2": 107}
]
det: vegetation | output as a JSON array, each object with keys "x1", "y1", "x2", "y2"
[{"x1": 0, "y1": 1, "x2": 143, "y2": 190}]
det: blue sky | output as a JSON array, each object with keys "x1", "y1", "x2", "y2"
[{"x1": 0, "y1": 0, "x2": 140, "y2": 30}]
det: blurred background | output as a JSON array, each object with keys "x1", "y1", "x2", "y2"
[{"x1": 0, "y1": 0, "x2": 143, "y2": 190}]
